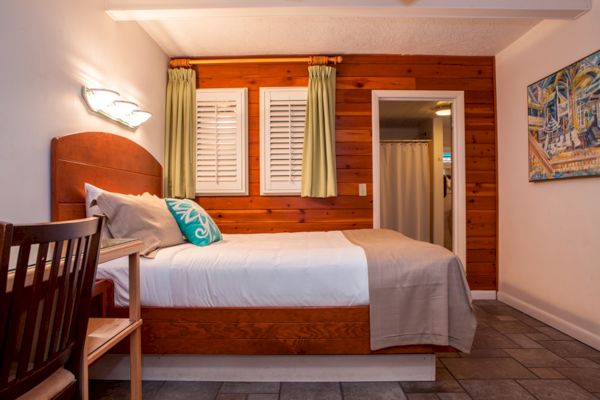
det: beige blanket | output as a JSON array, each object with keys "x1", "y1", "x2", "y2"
[{"x1": 343, "y1": 229, "x2": 476, "y2": 353}]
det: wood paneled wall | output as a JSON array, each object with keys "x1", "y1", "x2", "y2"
[{"x1": 192, "y1": 55, "x2": 497, "y2": 290}]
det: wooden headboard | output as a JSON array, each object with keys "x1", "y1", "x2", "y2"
[{"x1": 51, "y1": 132, "x2": 163, "y2": 221}]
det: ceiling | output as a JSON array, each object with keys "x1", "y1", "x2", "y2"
[
  {"x1": 137, "y1": 16, "x2": 538, "y2": 57},
  {"x1": 380, "y1": 100, "x2": 439, "y2": 127},
  {"x1": 106, "y1": 0, "x2": 591, "y2": 57}
]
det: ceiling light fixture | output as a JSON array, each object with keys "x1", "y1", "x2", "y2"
[
  {"x1": 82, "y1": 86, "x2": 152, "y2": 129},
  {"x1": 435, "y1": 107, "x2": 452, "y2": 117}
]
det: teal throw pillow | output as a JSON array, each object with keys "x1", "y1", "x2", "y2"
[{"x1": 165, "y1": 198, "x2": 221, "y2": 246}]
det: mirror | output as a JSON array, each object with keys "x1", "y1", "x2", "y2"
[{"x1": 378, "y1": 100, "x2": 453, "y2": 251}]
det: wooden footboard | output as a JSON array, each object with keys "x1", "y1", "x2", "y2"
[{"x1": 92, "y1": 280, "x2": 453, "y2": 355}]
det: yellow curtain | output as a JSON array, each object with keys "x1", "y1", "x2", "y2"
[
  {"x1": 164, "y1": 68, "x2": 196, "y2": 198},
  {"x1": 301, "y1": 65, "x2": 337, "y2": 198}
]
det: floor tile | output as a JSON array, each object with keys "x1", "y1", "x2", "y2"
[
  {"x1": 490, "y1": 321, "x2": 539, "y2": 335},
  {"x1": 459, "y1": 380, "x2": 535, "y2": 400},
  {"x1": 472, "y1": 307, "x2": 495, "y2": 322},
  {"x1": 436, "y1": 394, "x2": 472, "y2": 400},
  {"x1": 535, "y1": 327, "x2": 574, "y2": 341},
  {"x1": 476, "y1": 304, "x2": 515, "y2": 316},
  {"x1": 510, "y1": 312, "x2": 548, "y2": 328},
  {"x1": 518, "y1": 379, "x2": 596, "y2": 400},
  {"x1": 526, "y1": 332, "x2": 553, "y2": 341},
  {"x1": 459, "y1": 349, "x2": 510, "y2": 358},
  {"x1": 89, "y1": 380, "x2": 164, "y2": 400},
  {"x1": 220, "y1": 382, "x2": 280, "y2": 394},
  {"x1": 495, "y1": 315, "x2": 517, "y2": 321},
  {"x1": 216, "y1": 395, "x2": 247, "y2": 400},
  {"x1": 280, "y1": 382, "x2": 341, "y2": 400},
  {"x1": 541, "y1": 341, "x2": 600, "y2": 358},
  {"x1": 472, "y1": 328, "x2": 519, "y2": 349},
  {"x1": 505, "y1": 333, "x2": 543, "y2": 348},
  {"x1": 400, "y1": 367, "x2": 462, "y2": 393},
  {"x1": 248, "y1": 395, "x2": 279, "y2": 400},
  {"x1": 441, "y1": 358, "x2": 536, "y2": 380},
  {"x1": 556, "y1": 368, "x2": 600, "y2": 393},
  {"x1": 342, "y1": 381, "x2": 407, "y2": 400},
  {"x1": 406, "y1": 394, "x2": 438, "y2": 400},
  {"x1": 567, "y1": 358, "x2": 600, "y2": 368},
  {"x1": 154, "y1": 381, "x2": 222, "y2": 400},
  {"x1": 504, "y1": 348, "x2": 572, "y2": 368},
  {"x1": 529, "y1": 368, "x2": 565, "y2": 379}
]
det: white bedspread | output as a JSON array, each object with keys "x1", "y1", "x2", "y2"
[{"x1": 97, "y1": 231, "x2": 369, "y2": 307}]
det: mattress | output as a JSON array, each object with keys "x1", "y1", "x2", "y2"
[{"x1": 96, "y1": 230, "x2": 370, "y2": 308}]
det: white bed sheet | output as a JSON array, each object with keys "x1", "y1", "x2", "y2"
[{"x1": 97, "y1": 230, "x2": 369, "y2": 307}]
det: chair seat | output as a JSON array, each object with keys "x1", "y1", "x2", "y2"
[{"x1": 17, "y1": 368, "x2": 75, "y2": 400}]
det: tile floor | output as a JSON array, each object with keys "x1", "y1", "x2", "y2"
[{"x1": 89, "y1": 300, "x2": 600, "y2": 399}]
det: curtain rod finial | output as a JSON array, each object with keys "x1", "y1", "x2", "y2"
[{"x1": 170, "y1": 58, "x2": 192, "y2": 68}]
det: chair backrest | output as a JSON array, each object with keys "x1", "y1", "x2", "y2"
[{"x1": 0, "y1": 217, "x2": 103, "y2": 399}]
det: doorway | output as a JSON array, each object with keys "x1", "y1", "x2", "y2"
[{"x1": 371, "y1": 90, "x2": 466, "y2": 266}]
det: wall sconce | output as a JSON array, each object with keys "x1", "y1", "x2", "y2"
[{"x1": 82, "y1": 86, "x2": 152, "y2": 129}]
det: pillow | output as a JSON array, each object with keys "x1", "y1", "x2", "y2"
[
  {"x1": 166, "y1": 198, "x2": 222, "y2": 246},
  {"x1": 84, "y1": 183, "x2": 112, "y2": 239},
  {"x1": 95, "y1": 191, "x2": 185, "y2": 257}
]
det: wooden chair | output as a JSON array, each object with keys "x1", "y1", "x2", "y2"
[{"x1": 0, "y1": 217, "x2": 103, "y2": 400}]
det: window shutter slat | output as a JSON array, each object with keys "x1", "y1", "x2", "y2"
[
  {"x1": 260, "y1": 87, "x2": 308, "y2": 195},
  {"x1": 196, "y1": 88, "x2": 248, "y2": 195}
]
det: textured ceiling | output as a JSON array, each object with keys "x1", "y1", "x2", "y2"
[{"x1": 137, "y1": 15, "x2": 539, "y2": 57}]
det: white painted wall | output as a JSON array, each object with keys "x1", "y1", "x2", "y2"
[
  {"x1": 0, "y1": 0, "x2": 168, "y2": 223},
  {"x1": 496, "y1": 0, "x2": 600, "y2": 349}
]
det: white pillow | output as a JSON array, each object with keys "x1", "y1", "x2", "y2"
[
  {"x1": 84, "y1": 183, "x2": 112, "y2": 239},
  {"x1": 95, "y1": 191, "x2": 185, "y2": 257}
]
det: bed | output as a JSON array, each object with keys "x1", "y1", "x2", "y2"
[{"x1": 51, "y1": 131, "x2": 475, "y2": 357}]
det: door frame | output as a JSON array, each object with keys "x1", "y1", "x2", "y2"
[{"x1": 371, "y1": 90, "x2": 466, "y2": 267}]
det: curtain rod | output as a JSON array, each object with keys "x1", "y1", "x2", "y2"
[{"x1": 170, "y1": 56, "x2": 343, "y2": 68}]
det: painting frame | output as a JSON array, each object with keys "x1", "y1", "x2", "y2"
[{"x1": 527, "y1": 49, "x2": 600, "y2": 182}]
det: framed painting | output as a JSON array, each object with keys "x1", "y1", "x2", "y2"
[{"x1": 527, "y1": 49, "x2": 600, "y2": 181}]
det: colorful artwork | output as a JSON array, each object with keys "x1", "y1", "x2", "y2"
[{"x1": 528, "y1": 50, "x2": 600, "y2": 181}]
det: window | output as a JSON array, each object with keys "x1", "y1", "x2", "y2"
[
  {"x1": 260, "y1": 87, "x2": 308, "y2": 195},
  {"x1": 196, "y1": 88, "x2": 248, "y2": 195}
]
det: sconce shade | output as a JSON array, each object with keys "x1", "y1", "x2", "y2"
[
  {"x1": 128, "y1": 110, "x2": 152, "y2": 127},
  {"x1": 435, "y1": 108, "x2": 452, "y2": 117},
  {"x1": 109, "y1": 100, "x2": 138, "y2": 119},
  {"x1": 82, "y1": 85, "x2": 151, "y2": 129},
  {"x1": 82, "y1": 87, "x2": 120, "y2": 112}
]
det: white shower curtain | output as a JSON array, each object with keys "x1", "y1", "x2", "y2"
[{"x1": 380, "y1": 142, "x2": 431, "y2": 242}]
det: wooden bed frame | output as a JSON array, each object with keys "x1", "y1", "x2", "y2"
[{"x1": 51, "y1": 132, "x2": 452, "y2": 356}]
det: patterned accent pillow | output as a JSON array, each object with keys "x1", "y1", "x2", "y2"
[{"x1": 165, "y1": 199, "x2": 222, "y2": 246}]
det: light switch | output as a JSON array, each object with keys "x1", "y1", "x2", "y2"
[{"x1": 358, "y1": 183, "x2": 367, "y2": 196}]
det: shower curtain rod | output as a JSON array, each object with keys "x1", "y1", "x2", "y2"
[{"x1": 380, "y1": 139, "x2": 432, "y2": 143}]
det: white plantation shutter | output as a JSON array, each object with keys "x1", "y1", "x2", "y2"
[
  {"x1": 260, "y1": 87, "x2": 308, "y2": 195},
  {"x1": 196, "y1": 88, "x2": 248, "y2": 195}
]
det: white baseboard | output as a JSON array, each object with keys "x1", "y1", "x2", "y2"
[
  {"x1": 498, "y1": 291, "x2": 600, "y2": 350},
  {"x1": 471, "y1": 290, "x2": 497, "y2": 300},
  {"x1": 90, "y1": 354, "x2": 435, "y2": 382}
]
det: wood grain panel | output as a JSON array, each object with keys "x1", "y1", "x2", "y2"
[
  {"x1": 193, "y1": 54, "x2": 497, "y2": 290},
  {"x1": 51, "y1": 132, "x2": 163, "y2": 221},
  {"x1": 107, "y1": 304, "x2": 453, "y2": 355}
]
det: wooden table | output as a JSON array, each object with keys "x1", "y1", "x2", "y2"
[{"x1": 82, "y1": 239, "x2": 143, "y2": 400}]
